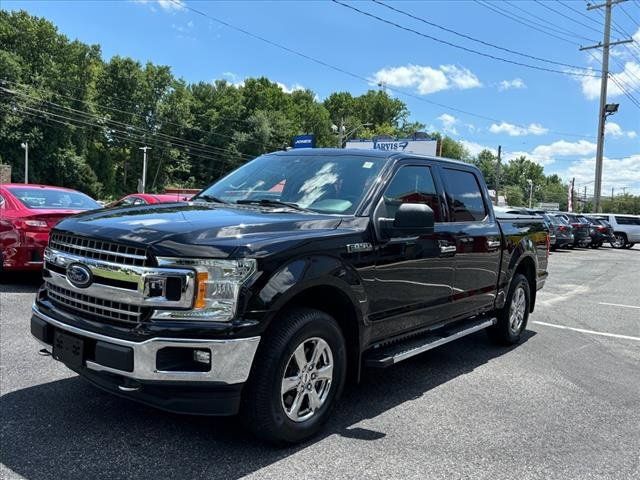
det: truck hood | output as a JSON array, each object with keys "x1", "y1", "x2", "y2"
[{"x1": 53, "y1": 202, "x2": 344, "y2": 258}]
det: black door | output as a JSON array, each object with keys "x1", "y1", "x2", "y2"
[
  {"x1": 439, "y1": 167, "x2": 502, "y2": 318},
  {"x1": 369, "y1": 163, "x2": 455, "y2": 341}
]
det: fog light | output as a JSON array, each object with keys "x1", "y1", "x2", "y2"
[{"x1": 193, "y1": 349, "x2": 211, "y2": 365}]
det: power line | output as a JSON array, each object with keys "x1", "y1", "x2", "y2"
[
  {"x1": 559, "y1": 1, "x2": 605, "y2": 29},
  {"x1": 175, "y1": 0, "x2": 596, "y2": 139},
  {"x1": 371, "y1": 0, "x2": 597, "y2": 72},
  {"x1": 1, "y1": 99, "x2": 242, "y2": 167},
  {"x1": 474, "y1": 0, "x2": 583, "y2": 46},
  {"x1": 619, "y1": 4, "x2": 640, "y2": 28},
  {"x1": 503, "y1": 0, "x2": 598, "y2": 43},
  {"x1": 333, "y1": 0, "x2": 600, "y2": 78},
  {"x1": 1, "y1": 90, "x2": 254, "y2": 162},
  {"x1": 533, "y1": 0, "x2": 604, "y2": 36},
  {"x1": 0, "y1": 79, "x2": 278, "y2": 154}
]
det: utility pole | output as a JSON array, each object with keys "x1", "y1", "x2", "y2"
[
  {"x1": 20, "y1": 141, "x2": 28, "y2": 184},
  {"x1": 139, "y1": 146, "x2": 151, "y2": 193},
  {"x1": 580, "y1": 0, "x2": 633, "y2": 213},
  {"x1": 495, "y1": 145, "x2": 501, "y2": 204},
  {"x1": 611, "y1": 187, "x2": 614, "y2": 201}
]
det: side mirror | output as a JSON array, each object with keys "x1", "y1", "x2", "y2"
[{"x1": 380, "y1": 203, "x2": 435, "y2": 238}]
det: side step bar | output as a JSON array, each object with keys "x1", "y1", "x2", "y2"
[{"x1": 364, "y1": 316, "x2": 497, "y2": 368}]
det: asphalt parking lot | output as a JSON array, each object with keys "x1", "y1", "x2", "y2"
[{"x1": 1, "y1": 245, "x2": 639, "y2": 480}]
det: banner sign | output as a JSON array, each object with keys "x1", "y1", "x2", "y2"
[
  {"x1": 292, "y1": 134, "x2": 315, "y2": 149},
  {"x1": 346, "y1": 138, "x2": 437, "y2": 156}
]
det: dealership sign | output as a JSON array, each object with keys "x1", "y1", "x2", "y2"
[
  {"x1": 292, "y1": 134, "x2": 316, "y2": 148},
  {"x1": 346, "y1": 138, "x2": 437, "y2": 156}
]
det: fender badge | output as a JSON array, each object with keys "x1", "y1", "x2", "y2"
[{"x1": 346, "y1": 243, "x2": 373, "y2": 253}]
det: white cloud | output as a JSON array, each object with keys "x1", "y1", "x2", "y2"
[
  {"x1": 276, "y1": 82, "x2": 305, "y2": 93},
  {"x1": 371, "y1": 64, "x2": 481, "y2": 95},
  {"x1": 439, "y1": 65, "x2": 482, "y2": 89},
  {"x1": 561, "y1": 154, "x2": 640, "y2": 194},
  {"x1": 502, "y1": 139, "x2": 597, "y2": 167},
  {"x1": 489, "y1": 121, "x2": 549, "y2": 136},
  {"x1": 605, "y1": 121, "x2": 637, "y2": 139},
  {"x1": 460, "y1": 140, "x2": 497, "y2": 157},
  {"x1": 134, "y1": 0, "x2": 185, "y2": 11},
  {"x1": 579, "y1": 60, "x2": 640, "y2": 100},
  {"x1": 437, "y1": 113, "x2": 459, "y2": 134},
  {"x1": 498, "y1": 78, "x2": 526, "y2": 91},
  {"x1": 532, "y1": 139, "x2": 596, "y2": 158}
]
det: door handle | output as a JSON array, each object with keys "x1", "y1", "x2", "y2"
[
  {"x1": 440, "y1": 245, "x2": 457, "y2": 254},
  {"x1": 487, "y1": 240, "x2": 501, "y2": 249}
]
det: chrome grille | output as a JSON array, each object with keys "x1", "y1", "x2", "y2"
[
  {"x1": 49, "y1": 232, "x2": 148, "y2": 267},
  {"x1": 46, "y1": 282, "x2": 145, "y2": 325}
]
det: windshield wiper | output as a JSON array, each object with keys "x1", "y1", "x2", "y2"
[
  {"x1": 236, "y1": 199, "x2": 309, "y2": 212},
  {"x1": 194, "y1": 194, "x2": 228, "y2": 204}
]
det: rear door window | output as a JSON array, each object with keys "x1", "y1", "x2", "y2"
[
  {"x1": 440, "y1": 168, "x2": 487, "y2": 222},
  {"x1": 615, "y1": 216, "x2": 640, "y2": 225}
]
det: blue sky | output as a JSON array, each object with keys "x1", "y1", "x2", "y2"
[{"x1": 4, "y1": 0, "x2": 640, "y2": 194}]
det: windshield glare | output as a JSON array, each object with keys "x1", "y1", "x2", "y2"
[
  {"x1": 8, "y1": 187, "x2": 101, "y2": 210},
  {"x1": 197, "y1": 153, "x2": 386, "y2": 214}
]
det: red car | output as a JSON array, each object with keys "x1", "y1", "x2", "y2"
[
  {"x1": 0, "y1": 184, "x2": 101, "y2": 271},
  {"x1": 108, "y1": 193, "x2": 193, "y2": 207}
]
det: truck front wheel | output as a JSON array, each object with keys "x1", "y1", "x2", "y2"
[
  {"x1": 487, "y1": 273, "x2": 530, "y2": 345},
  {"x1": 241, "y1": 308, "x2": 346, "y2": 444}
]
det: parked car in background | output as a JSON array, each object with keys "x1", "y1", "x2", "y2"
[
  {"x1": 108, "y1": 193, "x2": 193, "y2": 208},
  {"x1": 585, "y1": 214, "x2": 640, "y2": 249},
  {"x1": 579, "y1": 216, "x2": 614, "y2": 249},
  {"x1": 554, "y1": 213, "x2": 591, "y2": 248},
  {"x1": 546, "y1": 215, "x2": 574, "y2": 250},
  {"x1": 0, "y1": 184, "x2": 101, "y2": 271}
]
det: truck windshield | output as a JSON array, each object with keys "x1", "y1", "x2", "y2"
[{"x1": 197, "y1": 153, "x2": 386, "y2": 214}]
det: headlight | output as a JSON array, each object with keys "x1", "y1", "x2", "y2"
[{"x1": 152, "y1": 258, "x2": 257, "y2": 322}]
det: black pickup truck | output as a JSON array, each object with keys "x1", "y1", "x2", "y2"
[{"x1": 31, "y1": 149, "x2": 548, "y2": 444}]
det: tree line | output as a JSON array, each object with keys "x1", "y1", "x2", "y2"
[{"x1": 1, "y1": 10, "x2": 637, "y2": 213}]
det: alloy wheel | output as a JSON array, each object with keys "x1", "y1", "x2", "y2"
[
  {"x1": 281, "y1": 337, "x2": 333, "y2": 423},
  {"x1": 509, "y1": 286, "x2": 527, "y2": 334}
]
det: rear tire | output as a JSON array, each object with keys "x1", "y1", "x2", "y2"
[
  {"x1": 623, "y1": 243, "x2": 634, "y2": 249},
  {"x1": 612, "y1": 232, "x2": 627, "y2": 249},
  {"x1": 487, "y1": 273, "x2": 530, "y2": 346},
  {"x1": 240, "y1": 308, "x2": 347, "y2": 445}
]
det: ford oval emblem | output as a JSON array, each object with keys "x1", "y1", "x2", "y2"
[{"x1": 66, "y1": 263, "x2": 93, "y2": 289}]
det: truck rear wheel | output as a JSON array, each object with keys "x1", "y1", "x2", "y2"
[
  {"x1": 240, "y1": 308, "x2": 346, "y2": 444},
  {"x1": 487, "y1": 273, "x2": 530, "y2": 345}
]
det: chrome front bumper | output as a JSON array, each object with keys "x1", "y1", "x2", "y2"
[{"x1": 32, "y1": 304, "x2": 260, "y2": 384}]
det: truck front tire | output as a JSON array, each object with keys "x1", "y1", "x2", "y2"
[
  {"x1": 240, "y1": 308, "x2": 347, "y2": 444},
  {"x1": 488, "y1": 273, "x2": 530, "y2": 345}
]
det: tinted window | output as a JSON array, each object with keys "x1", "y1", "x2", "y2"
[
  {"x1": 382, "y1": 166, "x2": 441, "y2": 221},
  {"x1": 441, "y1": 168, "x2": 487, "y2": 222},
  {"x1": 7, "y1": 187, "x2": 100, "y2": 210},
  {"x1": 615, "y1": 216, "x2": 640, "y2": 225},
  {"x1": 198, "y1": 153, "x2": 386, "y2": 214}
]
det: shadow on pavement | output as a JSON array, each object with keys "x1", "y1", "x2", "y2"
[
  {"x1": 0, "y1": 272, "x2": 42, "y2": 294},
  {"x1": 0, "y1": 330, "x2": 534, "y2": 480}
]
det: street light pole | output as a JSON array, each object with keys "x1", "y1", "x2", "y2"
[
  {"x1": 20, "y1": 141, "x2": 29, "y2": 184},
  {"x1": 527, "y1": 179, "x2": 533, "y2": 209},
  {"x1": 139, "y1": 146, "x2": 151, "y2": 193}
]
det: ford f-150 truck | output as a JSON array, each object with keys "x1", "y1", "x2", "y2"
[{"x1": 31, "y1": 149, "x2": 548, "y2": 444}]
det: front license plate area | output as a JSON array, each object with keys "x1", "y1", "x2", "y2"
[{"x1": 52, "y1": 330, "x2": 84, "y2": 368}]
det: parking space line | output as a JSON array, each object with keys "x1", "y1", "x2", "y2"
[
  {"x1": 598, "y1": 302, "x2": 640, "y2": 310},
  {"x1": 532, "y1": 321, "x2": 640, "y2": 342}
]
